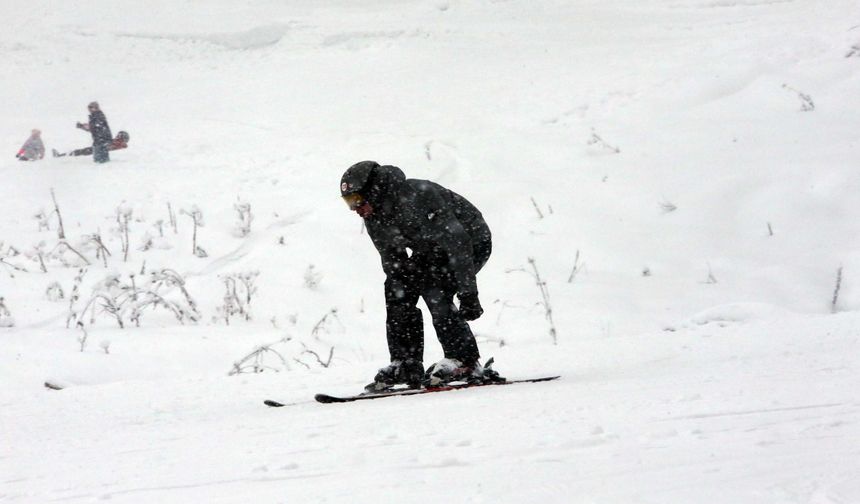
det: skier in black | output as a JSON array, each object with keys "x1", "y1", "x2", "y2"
[
  {"x1": 75, "y1": 101, "x2": 112, "y2": 163},
  {"x1": 340, "y1": 161, "x2": 500, "y2": 391}
]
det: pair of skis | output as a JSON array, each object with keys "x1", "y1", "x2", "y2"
[{"x1": 264, "y1": 375, "x2": 560, "y2": 407}]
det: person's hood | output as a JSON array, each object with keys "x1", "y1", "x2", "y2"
[{"x1": 365, "y1": 164, "x2": 406, "y2": 210}]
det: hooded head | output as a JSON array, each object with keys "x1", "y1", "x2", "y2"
[
  {"x1": 88, "y1": 101, "x2": 100, "y2": 112},
  {"x1": 340, "y1": 161, "x2": 378, "y2": 198},
  {"x1": 31, "y1": 129, "x2": 41, "y2": 137},
  {"x1": 340, "y1": 161, "x2": 405, "y2": 218}
]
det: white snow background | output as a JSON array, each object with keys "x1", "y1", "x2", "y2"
[{"x1": 2, "y1": 1, "x2": 860, "y2": 502}]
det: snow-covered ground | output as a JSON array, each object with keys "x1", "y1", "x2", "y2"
[{"x1": 2, "y1": 1, "x2": 860, "y2": 502}]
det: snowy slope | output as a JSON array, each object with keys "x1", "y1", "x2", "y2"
[{"x1": 2, "y1": 1, "x2": 860, "y2": 502}]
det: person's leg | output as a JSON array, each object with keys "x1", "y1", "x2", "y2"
[
  {"x1": 70, "y1": 147, "x2": 92, "y2": 157},
  {"x1": 423, "y1": 236, "x2": 491, "y2": 365},
  {"x1": 384, "y1": 276, "x2": 424, "y2": 363},
  {"x1": 422, "y1": 270, "x2": 480, "y2": 365},
  {"x1": 93, "y1": 143, "x2": 109, "y2": 163}
]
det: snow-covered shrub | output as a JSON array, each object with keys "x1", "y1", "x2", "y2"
[
  {"x1": 228, "y1": 337, "x2": 335, "y2": 375},
  {"x1": 180, "y1": 205, "x2": 206, "y2": 257},
  {"x1": 70, "y1": 269, "x2": 200, "y2": 329},
  {"x1": 82, "y1": 233, "x2": 111, "y2": 267},
  {"x1": 28, "y1": 238, "x2": 91, "y2": 270},
  {"x1": 233, "y1": 199, "x2": 253, "y2": 237},
  {"x1": 229, "y1": 337, "x2": 291, "y2": 375},
  {"x1": 0, "y1": 242, "x2": 28, "y2": 277},
  {"x1": 215, "y1": 271, "x2": 259, "y2": 325}
]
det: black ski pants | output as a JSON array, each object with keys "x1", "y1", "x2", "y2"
[
  {"x1": 384, "y1": 238, "x2": 491, "y2": 365},
  {"x1": 93, "y1": 142, "x2": 110, "y2": 163}
]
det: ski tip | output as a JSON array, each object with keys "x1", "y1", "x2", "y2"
[
  {"x1": 314, "y1": 393, "x2": 338, "y2": 403},
  {"x1": 263, "y1": 399, "x2": 286, "y2": 408}
]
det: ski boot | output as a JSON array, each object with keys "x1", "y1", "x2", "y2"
[
  {"x1": 364, "y1": 359, "x2": 424, "y2": 393},
  {"x1": 424, "y1": 357, "x2": 505, "y2": 387}
]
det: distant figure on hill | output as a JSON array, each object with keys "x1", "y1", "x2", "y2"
[
  {"x1": 75, "y1": 101, "x2": 113, "y2": 163},
  {"x1": 53, "y1": 131, "x2": 129, "y2": 158},
  {"x1": 16, "y1": 129, "x2": 45, "y2": 161},
  {"x1": 339, "y1": 160, "x2": 502, "y2": 392}
]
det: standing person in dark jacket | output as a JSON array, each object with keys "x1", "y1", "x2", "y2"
[
  {"x1": 340, "y1": 161, "x2": 501, "y2": 391},
  {"x1": 76, "y1": 101, "x2": 112, "y2": 163}
]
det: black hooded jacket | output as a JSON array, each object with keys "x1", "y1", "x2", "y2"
[
  {"x1": 89, "y1": 110, "x2": 113, "y2": 145},
  {"x1": 362, "y1": 164, "x2": 491, "y2": 297}
]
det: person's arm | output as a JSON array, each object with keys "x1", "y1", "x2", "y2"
[
  {"x1": 367, "y1": 227, "x2": 410, "y2": 280},
  {"x1": 16, "y1": 138, "x2": 32, "y2": 159},
  {"x1": 417, "y1": 188, "x2": 478, "y2": 296},
  {"x1": 415, "y1": 185, "x2": 484, "y2": 320},
  {"x1": 76, "y1": 121, "x2": 90, "y2": 132}
]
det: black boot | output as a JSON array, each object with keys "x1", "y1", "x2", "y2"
[{"x1": 365, "y1": 359, "x2": 424, "y2": 392}]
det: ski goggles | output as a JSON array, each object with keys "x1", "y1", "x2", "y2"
[{"x1": 342, "y1": 193, "x2": 366, "y2": 210}]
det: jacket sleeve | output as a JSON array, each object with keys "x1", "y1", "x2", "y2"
[
  {"x1": 416, "y1": 187, "x2": 479, "y2": 296},
  {"x1": 90, "y1": 112, "x2": 111, "y2": 141},
  {"x1": 367, "y1": 225, "x2": 410, "y2": 280}
]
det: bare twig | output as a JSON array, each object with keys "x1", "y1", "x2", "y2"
[
  {"x1": 301, "y1": 342, "x2": 335, "y2": 368},
  {"x1": 50, "y1": 188, "x2": 66, "y2": 240},
  {"x1": 703, "y1": 263, "x2": 718, "y2": 284},
  {"x1": 85, "y1": 233, "x2": 112, "y2": 267},
  {"x1": 50, "y1": 241, "x2": 91, "y2": 266},
  {"x1": 76, "y1": 321, "x2": 88, "y2": 352},
  {"x1": 587, "y1": 128, "x2": 621, "y2": 154},
  {"x1": 567, "y1": 249, "x2": 584, "y2": 283},
  {"x1": 782, "y1": 84, "x2": 815, "y2": 111},
  {"x1": 167, "y1": 202, "x2": 177, "y2": 234},
  {"x1": 507, "y1": 258, "x2": 557, "y2": 345},
  {"x1": 66, "y1": 268, "x2": 87, "y2": 328},
  {"x1": 530, "y1": 197, "x2": 544, "y2": 219},
  {"x1": 311, "y1": 308, "x2": 341, "y2": 339},
  {"x1": 0, "y1": 257, "x2": 28, "y2": 277},
  {"x1": 831, "y1": 266, "x2": 843, "y2": 314},
  {"x1": 659, "y1": 200, "x2": 678, "y2": 213}
]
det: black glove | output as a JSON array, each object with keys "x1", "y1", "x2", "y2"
[{"x1": 458, "y1": 293, "x2": 483, "y2": 321}]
